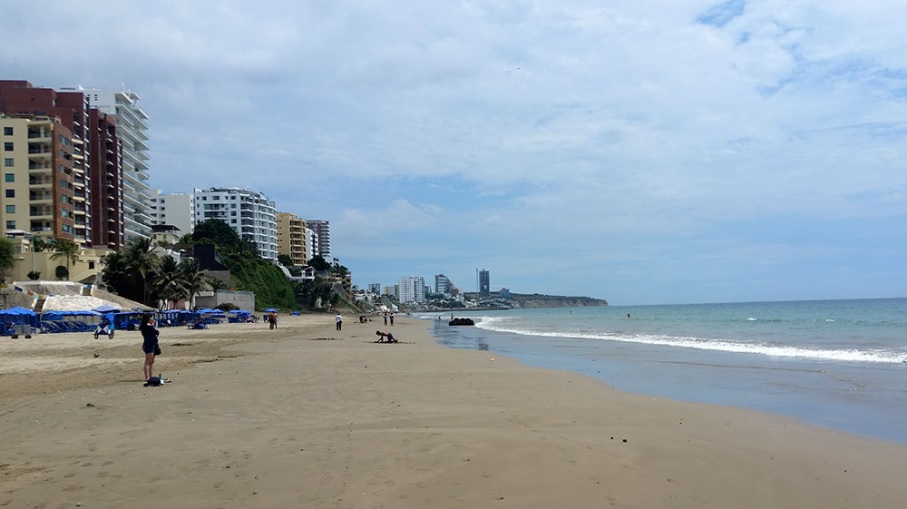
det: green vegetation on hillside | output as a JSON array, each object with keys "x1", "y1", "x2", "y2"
[{"x1": 221, "y1": 252, "x2": 295, "y2": 310}]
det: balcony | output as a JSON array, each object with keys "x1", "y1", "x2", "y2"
[
  {"x1": 28, "y1": 192, "x2": 54, "y2": 203},
  {"x1": 30, "y1": 208, "x2": 54, "y2": 220}
]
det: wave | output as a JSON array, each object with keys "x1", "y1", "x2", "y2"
[{"x1": 472, "y1": 316, "x2": 907, "y2": 364}]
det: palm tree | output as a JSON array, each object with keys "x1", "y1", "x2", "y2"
[
  {"x1": 151, "y1": 255, "x2": 183, "y2": 310},
  {"x1": 127, "y1": 238, "x2": 160, "y2": 305},
  {"x1": 177, "y1": 257, "x2": 207, "y2": 310},
  {"x1": 49, "y1": 239, "x2": 80, "y2": 281}
]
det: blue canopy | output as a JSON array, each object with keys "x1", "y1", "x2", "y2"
[
  {"x1": 0, "y1": 306, "x2": 36, "y2": 316},
  {"x1": 264, "y1": 308, "x2": 278, "y2": 313},
  {"x1": 42, "y1": 310, "x2": 101, "y2": 318},
  {"x1": 92, "y1": 304, "x2": 121, "y2": 313}
]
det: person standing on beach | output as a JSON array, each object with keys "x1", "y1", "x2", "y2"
[
  {"x1": 139, "y1": 313, "x2": 160, "y2": 384},
  {"x1": 335, "y1": 313, "x2": 343, "y2": 331},
  {"x1": 268, "y1": 311, "x2": 278, "y2": 330},
  {"x1": 389, "y1": 313, "x2": 394, "y2": 326},
  {"x1": 383, "y1": 312, "x2": 388, "y2": 326}
]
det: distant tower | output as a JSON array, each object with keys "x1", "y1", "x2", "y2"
[{"x1": 479, "y1": 269, "x2": 490, "y2": 297}]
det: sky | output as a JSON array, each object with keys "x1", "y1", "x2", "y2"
[{"x1": 3, "y1": 0, "x2": 906, "y2": 305}]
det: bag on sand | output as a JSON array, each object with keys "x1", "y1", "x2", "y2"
[{"x1": 145, "y1": 376, "x2": 162, "y2": 387}]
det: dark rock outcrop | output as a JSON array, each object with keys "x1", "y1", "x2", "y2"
[{"x1": 448, "y1": 317, "x2": 475, "y2": 326}]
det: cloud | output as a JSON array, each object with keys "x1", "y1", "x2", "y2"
[{"x1": 4, "y1": 0, "x2": 906, "y2": 303}]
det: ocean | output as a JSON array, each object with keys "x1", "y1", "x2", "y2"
[{"x1": 422, "y1": 298, "x2": 907, "y2": 444}]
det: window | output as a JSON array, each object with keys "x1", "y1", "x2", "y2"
[
  {"x1": 88, "y1": 261, "x2": 95, "y2": 269},
  {"x1": 4, "y1": 158, "x2": 13, "y2": 167},
  {"x1": 3, "y1": 127, "x2": 12, "y2": 136},
  {"x1": 3, "y1": 173, "x2": 12, "y2": 182},
  {"x1": 5, "y1": 189, "x2": 13, "y2": 198},
  {"x1": 5, "y1": 205, "x2": 14, "y2": 213},
  {"x1": 5, "y1": 221, "x2": 14, "y2": 229},
  {"x1": 3, "y1": 142, "x2": 12, "y2": 151}
]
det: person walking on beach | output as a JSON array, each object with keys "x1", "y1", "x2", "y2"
[
  {"x1": 335, "y1": 313, "x2": 343, "y2": 331},
  {"x1": 139, "y1": 313, "x2": 160, "y2": 385},
  {"x1": 268, "y1": 311, "x2": 278, "y2": 330},
  {"x1": 383, "y1": 312, "x2": 388, "y2": 326},
  {"x1": 389, "y1": 313, "x2": 394, "y2": 326}
]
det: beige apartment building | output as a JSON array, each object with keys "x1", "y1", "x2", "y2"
[
  {"x1": 276, "y1": 212, "x2": 308, "y2": 266},
  {"x1": 1, "y1": 115, "x2": 76, "y2": 243}
]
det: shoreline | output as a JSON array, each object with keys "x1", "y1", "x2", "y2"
[{"x1": 2, "y1": 314, "x2": 906, "y2": 508}]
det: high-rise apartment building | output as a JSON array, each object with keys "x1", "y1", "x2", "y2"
[
  {"x1": 84, "y1": 88, "x2": 151, "y2": 243},
  {"x1": 276, "y1": 212, "x2": 308, "y2": 266},
  {"x1": 479, "y1": 269, "x2": 490, "y2": 297},
  {"x1": 0, "y1": 81, "x2": 93, "y2": 244},
  {"x1": 194, "y1": 187, "x2": 278, "y2": 261},
  {"x1": 0, "y1": 80, "x2": 135, "y2": 249},
  {"x1": 88, "y1": 109, "x2": 124, "y2": 248},
  {"x1": 399, "y1": 276, "x2": 426, "y2": 304},
  {"x1": 0, "y1": 115, "x2": 76, "y2": 242},
  {"x1": 149, "y1": 190, "x2": 194, "y2": 237},
  {"x1": 306, "y1": 219, "x2": 331, "y2": 259}
]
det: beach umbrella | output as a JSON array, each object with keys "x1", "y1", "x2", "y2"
[{"x1": 264, "y1": 308, "x2": 278, "y2": 313}]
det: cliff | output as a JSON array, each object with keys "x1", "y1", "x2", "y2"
[
  {"x1": 461, "y1": 292, "x2": 608, "y2": 310},
  {"x1": 509, "y1": 293, "x2": 608, "y2": 309}
]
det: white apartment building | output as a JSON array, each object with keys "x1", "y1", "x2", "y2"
[
  {"x1": 398, "y1": 276, "x2": 426, "y2": 304},
  {"x1": 306, "y1": 219, "x2": 331, "y2": 259},
  {"x1": 149, "y1": 190, "x2": 194, "y2": 237},
  {"x1": 85, "y1": 87, "x2": 151, "y2": 242},
  {"x1": 193, "y1": 187, "x2": 277, "y2": 261}
]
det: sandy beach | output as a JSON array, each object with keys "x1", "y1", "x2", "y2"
[{"x1": 1, "y1": 314, "x2": 906, "y2": 508}]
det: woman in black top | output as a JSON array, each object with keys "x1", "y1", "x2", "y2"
[{"x1": 139, "y1": 313, "x2": 160, "y2": 383}]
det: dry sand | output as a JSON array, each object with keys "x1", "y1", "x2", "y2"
[{"x1": 1, "y1": 314, "x2": 906, "y2": 508}]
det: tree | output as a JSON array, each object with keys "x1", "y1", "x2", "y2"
[
  {"x1": 277, "y1": 254, "x2": 293, "y2": 267},
  {"x1": 0, "y1": 237, "x2": 15, "y2": 283},
  {"x1": 151, "y1": 255, "x2": 183, "y2": 310},
  {"x1": 207, "y1": 275, "x2": 228, "y2": 292},
  {"x1": 308, "y1": 255, "x2": 331, "y2": 272},
  {"x1": 55, "y1": 265, "x2": 69, "y2": 280},
  {"x1": 100, "y1": 250, "x2": 140, "y2": 301},
  {"x1": 49, "y1": 239, "x2": 80, "y2": 281},
  {"x1": 192, "y1": 219, "x2": 242, "y2": 251},
  {"x1": 31, "y1": 237, "x2": 51, "y2": 252},
  {"x1": 177, "y1": 257, "x2": 207, "y2": 310},
  {"x1": 126, "y1": 238, "x2": 160, "y2": 305}
]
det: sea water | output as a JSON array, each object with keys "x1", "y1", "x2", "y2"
[{"x1": 424, "y1": 298, "x2": 907, "y2": 444}]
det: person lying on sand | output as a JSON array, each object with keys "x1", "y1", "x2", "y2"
[{"x1": 375, "y1": 330, "x2": 397, "y2": 343}]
